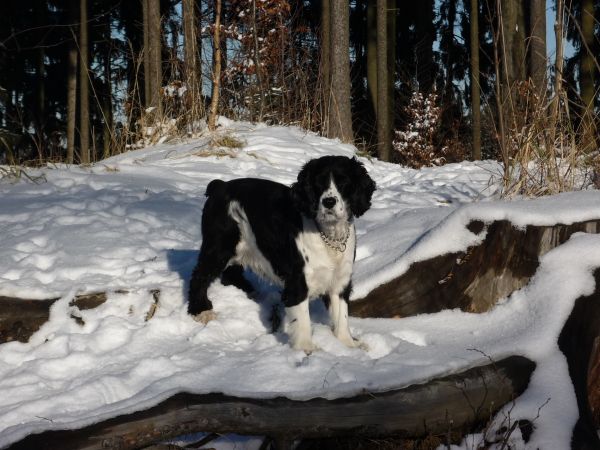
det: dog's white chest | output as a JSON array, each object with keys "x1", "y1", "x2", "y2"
[{"x1": 295, "y1": 220, "x2": 355, "y2": 298}]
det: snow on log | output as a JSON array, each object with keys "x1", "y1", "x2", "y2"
[
  {"x1": 0, "y1": 290, "x2": 159, "y2": 344},
  {"x1": 8, "y1": 356, "x2": 535, "y2": 450},
  {"x1": 0, "y1": 293, "x2": 107, "y2": 343},
  {"x1": 350, "y1": 219, "x2": 600, "y2": 318}
]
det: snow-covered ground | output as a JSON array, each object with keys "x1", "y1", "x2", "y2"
[{"x1": 0, "y1": 119, "x2": 599, "y2": 449}]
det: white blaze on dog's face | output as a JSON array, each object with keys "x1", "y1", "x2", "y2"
[{"x1": 315, "y1": 178, "x2": 350, "y2": 239}]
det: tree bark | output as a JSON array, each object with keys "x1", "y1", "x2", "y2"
[
  {"x1": 580, "y1": 0, "x2": 597, "y2": 153},
  {"x1": 528, "y1": 0, "x2": 547, "y2": 100},
  {"x1": 35, "y1": 0, "x2": 46, "y2": 162},
  {"x1": 183, "y1": 0, "x2": 200, "y2": 126},
  {"x1": 102, "y1": 16, "x2": 113, "y2": 160},
  {"x1": 207, "y1": 0, "x2": 222, "y2": 131},
  {"x1": 386, "y1": 0, "x2": 395, "y2": 137},
  {"x1": 146, "y1": 0, "x2": 162, "y2": 114},
  {"x1": 499, "y1": 0, "x2": 526, "y2": 132},
  {"x1": 320, "y1": 0, "x2": 331, "y2": 135},
  {"x1": 549, "y1": 0, "x2": 565, "y2": 148},
  {"x1": 376, "y1": 0, "x2": 390, "y2": 161},
  {"x1": 328, "y1": 0, "x2": 353, "y2": 143},
  {"x1": 66, "y1": 0, "x2": 78, "y2": 165},
  {"x1": 250, "y1": 0, "x2": 265, "y2": 121},
  {"x1": 493, "y1": 0, "x2": 508, "y2": 176},
  {"x1": 366, "y1": 0, "x2": 376, "y2": 120},
  {"x1": 8, "y1": 356, "x2": 535, "y2": 450},
  {"x1": 415, "y1": 0, "x2": 435, "y2": 94},
  {"x1": 470, "y1": 0, "x2": 481, "y2": 160},
  {"x1": 79, "y1": 0, "x2": 90, "y2": 164},
  {"x1": 142, "y1": 0, "x2": 150, "y2": 105}
]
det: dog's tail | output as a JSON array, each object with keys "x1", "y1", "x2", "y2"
[{"x1": 205, "y1": 179, "x2": 227, "y2": 198}]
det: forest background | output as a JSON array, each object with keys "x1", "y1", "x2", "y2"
[{"x1": 0, "y1": 0, "x2": 598, "y2": 196}]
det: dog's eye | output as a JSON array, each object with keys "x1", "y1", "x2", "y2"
[{"x1": 317, "y1": 174, "x2": 331, "y2": 190}]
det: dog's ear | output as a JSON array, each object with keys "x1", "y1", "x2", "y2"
[
  {"x1": 348, "y1": 158, "x2": 376, "y2": 218},
  {"x1": 291, "y1": 159, "x2": 318, "y2": 218}
]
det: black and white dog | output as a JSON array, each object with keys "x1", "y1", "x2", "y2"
[{"x1": 188, "y1": 155, "x2": 376, "y2": 352}]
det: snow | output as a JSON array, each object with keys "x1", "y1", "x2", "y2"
[{"x1": 0, "y1": 119, "x2": 599, "y2": 449}]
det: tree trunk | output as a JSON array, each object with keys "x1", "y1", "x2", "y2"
[
  {"x1": 580, "y1": 0, "x2": 597, "y2": 153},
  {"x1": 146, "y1": 0, "x2": 162, "y2": 114},
  {"x1": 251, "y1": 0, "x2": 265, "y2": 121},
  {"x1": 415, "y1": 0, "x2": 435, "y2": 94},
  {"x1": 66, "y1": 0, "x2": 78, "y2": 165},
  {"x1": 36, "y1": 49, "x2": 46, "y2": 160},
  {"x1": 376, "y1": 0, "x2": 390, "y2": 161},
  {"x1": 328, "y1": 0, "x2": 353, "y2": 143},
  {"x1": 470, "y1": 0, "x2": 481, "y2": 160},
  {"x1": 386, "y1": 0, "x2": 395, "y2": 135},
  {"x1": 99, "y1": 9, "x2": 113, "y2": 160},
  {"x1": 142, "y1": 0, "x2": 150, "y2": 106},
  {"x1": 499, "y1": 0, "x2": 526, "y2": 131},
  {"x1": 183, "y1": 0, "x2": 200, "y2": 126},
  {"x1": 320, "y1": 0, "x2": 332, "y2": 135},
  {"x1": 366, "y1": 0, "x2": 376, "y2": 120},
  {"x1": 548, "y1": 0, "x2": 564, "y2": 148},
  {"x1": 528, "y1": 0, "x2": 546, "y2": 99},
  {"x1": 35, "y1": 0, "x2": 46, "y2": 162},
  {"x1": 79, "y1": 0, "x2": 90, "y2": 164},
  {"x1": 207, "y1": 0, "x2": 222, "y2": 131},
  {"x1": 102, "y1": 54, "x2": 113, "y2": 160}
]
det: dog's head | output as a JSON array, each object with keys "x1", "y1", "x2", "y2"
[{"x1": 291, "y1": 156, "x2": 376, "y2": 224}]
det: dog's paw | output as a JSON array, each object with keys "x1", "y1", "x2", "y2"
[
  {"x1": 292, "y1": 339, "x2": 318, "y2": 355},
  {"x1": 302, "y1": 344, "x2": 320, "y2": 355},
  {"x1": 193, "y1": 310, "x2": 217, "y2": 324},
  {"x1": 334, "y1": 331, "x2": 359, "y2": 348}
]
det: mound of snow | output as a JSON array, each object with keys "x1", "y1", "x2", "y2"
[{"x1": 0, "y1": 121, "x2": 598, "y2": 449}]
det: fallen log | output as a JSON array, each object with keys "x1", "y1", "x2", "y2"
[
  {"x1": 350, "y1": 219, "x2": 600, "y2": 318},
  {"x1": 0, "y1": 292, "x2": 107, "y2": 343},
  {"x1": 8, "y1": 355, "x2": 535, "y2": 450},
  {"x1": 0, "y1": 297, "x2": 56, "y2": 344},
  {"x1": 0, "y1": 290, "x2": 159, "y2": 344}
]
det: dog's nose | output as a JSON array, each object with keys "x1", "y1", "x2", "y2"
[{"x1": 322, "y1": 197, "x2": 337, "y2": 209}]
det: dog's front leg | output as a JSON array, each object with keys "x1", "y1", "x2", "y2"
[
  {"x1": 285, "y1": 300, "x2": 315, "y2": 353},
  {"x1": 328, "y1": 293, "x2": 356, "y2": 347},
  {"x1": 282, "y1": 279, "x2": 314, "y2": 353}
]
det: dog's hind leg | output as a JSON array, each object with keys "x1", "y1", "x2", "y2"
[
  {"x1": 221, "y1": 264, "x2": 254, "y2": 294},
  {"x1": 188, "y1": 197, "x2": 240, "y2": 322}
]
